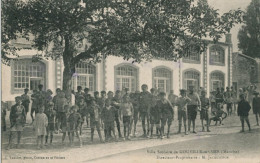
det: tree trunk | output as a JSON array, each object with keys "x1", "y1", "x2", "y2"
[
  {"x1": 62, "y1": 64, "x2": 73, "y2": 91},
  {"x1": 62, "y1": 35, "x2": 75, "y2": 91}
]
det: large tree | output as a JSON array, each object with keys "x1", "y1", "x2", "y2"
[
  {"x1": 238, "y1": 0, "x2": 260, "y2": 58},
  {"x1": 2, "y1": 0, "x2": 243, "y2": 90}
]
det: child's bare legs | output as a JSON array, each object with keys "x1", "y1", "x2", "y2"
[
  {"x1": 188, "y1": 119, "x2": 191, "y2": 132},
  {"x1": 68, "y1": 132, "x2": 73, "y2": 146},
  {"x1": 201, "y1": 120, "x2": 205, "y2": 131},
  {"x1": 156, "y1": 124, "x2": 161, "y2": 138},
  {"x1": 75, "y1": 131, "x2": 82, "y2": 147},
  {"x1": 97, "y1": 127, "x2": 104, "y2": 143},
  {"x1": 40, "y1": 135, "x2": 44, "y2": 148},
  {"x1": 7, "y1": 131, "x2": 14, "y2": 149},
  {"x1": 240, "y1": 116, "x2": 245, "y2": 132},
  {"x1": 37, "y1": 136, "x2": 40, "y2": 149},
  {"x1": 150, "y1": 123, "x2": 154, "y2": 137},
  {"x1": 255, "y1": 114, "x2": 259, "y2": 126},
  {"x1": 90, "y1": 128, "x2": 94, "y2": 143},
  {"x1": 50, "y1": 131, "x2": 54, "y2": 144},
  {"x1": 183, "y1": 118, "x2": 187, "y2": 135},
  {"x1": 245, "y1": 116, "x2": 251, "y2": 131},
  {"x1": 62, "y1": 132, "x2": 67, "y2": 144},
  {"x1": 167, "y1": 122, "x2": 171, "y2": 138},
  {"x1": 17, "y1": 131, "x2": 22, "y2": 148},
  {"x1": 192, "y1": 120, "x2": 196, "y2": 133},
  {"x1": 45, "y1": 127, "x2": 49, "y2": 145},
  {"x1": 133, "y1": 118, "x2": 138, "y2": 137}
]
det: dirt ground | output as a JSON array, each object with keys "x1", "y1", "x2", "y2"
[{"x1": 2, "y1": 108, "x2": 260, "y2": 163}]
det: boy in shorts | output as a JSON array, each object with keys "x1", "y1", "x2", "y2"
[
  {"x1": 88, "y1": 99, "x2": 104, "y2": 143},
  {"x1": 130, "y1": 91, "x2": 140, "y2": 137},
  {"x1": 157, "y1": 92, "x2": 174, "y2": 138},
  {"x1": 120, "y1": 94, "x2": 134, "y2": 140},
  {"x1": 139, "y1": 84, "x2": 152, "y2": 138},
  {"x1": 68, "y1": 105, "x2": 82, "y2": 147},
  {"x1": 237, "y1": 94, "x2": 251, "y2": 132},
  {"x1": 45, "y1": 102, "x2": 56, "y2": 145},
  {"x1": 21, "y1": 88, "x2": 30, "y2": 121},
  {"x1": 149, "y1": 88, "x2": 159, "y2": 138},
  {"x1": 200, "y1": 90, "x2": 210, "y2": 132},
  {"x1": 102, "y1": 99, "x2": 117, "y2": 141},
  {"x1": 176, "y1": 89, "x2": 191, "y2": 135}
]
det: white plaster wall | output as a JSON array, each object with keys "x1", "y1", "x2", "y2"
[
  {"x1": 1, "y1": 49, "x2": 56, "y2": 102},
  {"x1": 105, "y1": 56, "x2": 180, "y2": 95},
  {"x1": 207, "y1": 44, "x2": 229, "y2": 94}
]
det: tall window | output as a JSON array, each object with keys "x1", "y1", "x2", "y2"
[
  {"x1": 13, "y1": 59, "x2": 46, "y2": 92},
  {"x1": 72, "y1": 62, "x2": 96, "y2": 91},
  {"x1": 183, "y1": 70, "x2": 200, "y2": 91},
  {"x1": 210, "y1": 45, "x2": 225, "y2": 65},
  {"x1": 153, "y1": 68, "x2": 172, "y2": 93},
  {"x1": 115, "y1": 65, "x2": 138, "y2": 92},
  {"x1": 183, "y1": 46, "x2": 201, "y2": 63},
  {"x1": 210, "y1": 72, "x2": 224, "y2": 91}
]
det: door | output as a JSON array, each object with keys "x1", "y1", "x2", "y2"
[
  {"x1": 211, "y1": 80, "x2": 223, "y2": 91},
  {"x1": 30, "y1": 78, "x2": 43, "y2": 91},
  {"x1": 186, "y1": 80, "x2": 198, "y2": 91}
]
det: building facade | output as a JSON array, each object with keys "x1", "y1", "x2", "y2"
[
  {"x1": 1, "y1": 35, "x2": 233, "y2": 102},
  {"x1": 232, "y1": 52, "x2": 259, "y2": 92}
]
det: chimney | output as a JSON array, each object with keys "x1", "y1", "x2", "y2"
[{"x1": 225, "y1": 33, "x2": 232, "y2": 44}]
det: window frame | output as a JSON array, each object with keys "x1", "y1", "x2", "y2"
[
  {"x1": 210, "y1": 71, "x2": 225, "y2": 91},
  {"x1": 152, "y1": 67, "x2": 173, "y2": 93},
  {"x1": 72, "y1": 62, "x2": 96, "y2": 92},
  {"x1": 114, "y1": 64, "x2": 139, "y2": 92},
  {"x1": 11, "y1": 59, "x2": 46, "y2": 94},
  {"x1": 183, "y1": 70, "x2": 200, "y2": 91},
  {"x1": 209, "y1": 45, "x2": 225, "y2": 66}
]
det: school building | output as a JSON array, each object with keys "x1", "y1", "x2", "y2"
[{"x1": 2, "y1": 34, "x2": 235, "y2": 102}]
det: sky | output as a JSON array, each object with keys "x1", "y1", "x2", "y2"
[{"x1": 207, "y1": 0, "x2": 252, "y2": 52}]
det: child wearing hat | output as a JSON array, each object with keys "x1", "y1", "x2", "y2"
[
  {"x1": 157, "y1": 92, "x2": 174, "y2": 138},
  {"x1": 21, "y1": 88, "x2": 30, "y2": 121},
  {"x1": 44, "y1": 102, "x2": 56, "y2": 145},
  {"x1": 6, "y1": 96, "x2": 26, "y2": 150},
  {"x1": 176, "y1": 89, "x2": 191, "y2": 135},
  {"x1": 237, "y1": 94, "x2": 251, "y2": 132},
  {"x1": 101, "y1": 99, "x2": 117, "y2": 141},
  {"x1": 252, "y1": 91, "x2": 260, "y2": 126}
]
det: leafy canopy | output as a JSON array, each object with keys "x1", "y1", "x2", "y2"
[
  {"x1": 2, "y1": 0, "x2": 244, "y2": 66},
  {"x1": 238, "y1": 0, "x2": 260, "y2": 58}
]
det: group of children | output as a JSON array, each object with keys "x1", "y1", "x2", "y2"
[{"x1": 3, "y1": 83, "x2": 260, "y2": 150}]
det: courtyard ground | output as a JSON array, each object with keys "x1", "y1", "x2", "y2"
[{"x1": 1, "y1": 109, "x2": 260, "y2": 163}]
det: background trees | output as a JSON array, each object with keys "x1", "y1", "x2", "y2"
[
  {"x1": 238, "y1": 0, "x2": 260, "y2": 58},
  {"x1": 2, "y1": 0, "x2": 243, "y2": 90}
]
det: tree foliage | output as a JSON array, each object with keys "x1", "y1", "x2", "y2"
[
  {"x1": 2, "y1": 0, "x2": 244, "y2": 90},
  {"x1": 238, "y1": 0, "x2": 260, "y2": 58}
]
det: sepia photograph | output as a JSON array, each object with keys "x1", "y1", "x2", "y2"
[{"x1": 1, "y1": 0, "x2": 260, "y2": 162}]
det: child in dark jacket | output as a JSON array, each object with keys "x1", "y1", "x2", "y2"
[
  {"x1": 101, "y1": 99, "x2": 117, "y2": 142},
  {"x1": 252, "y1": 92, "x2": 260, "y2": 126},
  {"x1": 237, "y1": 94, "x2": 251, "y2": 132}
]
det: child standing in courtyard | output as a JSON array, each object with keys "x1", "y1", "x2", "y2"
[
  {"x1": 6, "y1": 96, "x2": 26, "y2": 150},
  {"x1": 88, "y1": 99, "x2": 104, "y2": 143},
  {"x1": 61, "y1": 105, "x2": 71, "y2": 145},
  {"x1": 21, "y1": 88, "x2": 30, "y2": 121},
  {"x1": 176, "y1": 89, "x2": 191, "y2": 135},
  {"x1": 101, "y1": 99, "x2": 117, "y2": 141},
  {"x1": 45, "y1": 102, "x2": 56, "y2": 145},
  {"x1": 68, "y1": 105, "x2": 82, "y2": 147},
  {"x1": 33, "y1": 105, "x2": 48, "y2": 149},
  {"x1": 252, "y1": 92, "x2": 260, "y2": 126},
  {"x1": 200, "y1": 90, "x2": 211, "y2": 132},
  {"x1": 120, "y1": 94, "x2": 134, "y2": 140},
  {"x1": 237, "y1": 94, "x2": 251, "y2": 132},
  {"x1": 157, "y1": 92, "x2": 174, "y2": 138}
]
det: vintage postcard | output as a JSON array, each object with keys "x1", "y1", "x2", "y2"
[{"x1": 1, "y1": 0, "x2": 260, "y2": 162}]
